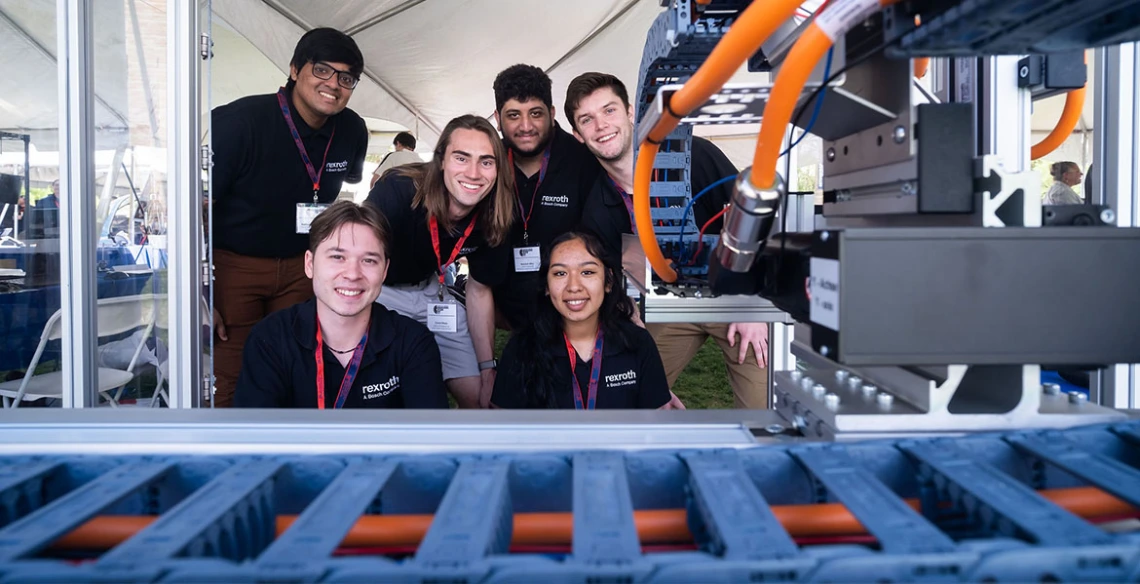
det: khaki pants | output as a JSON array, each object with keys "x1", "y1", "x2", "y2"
[
  {"x1": 647, "y1": 322, "x2": 768, "y2": 409},
  {"x1": 212, "y1": 249, "x2": 313, "y2": 407}
]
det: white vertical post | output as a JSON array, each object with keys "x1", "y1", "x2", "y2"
[
  {"x1": 167, "y1": 0, "x2": 204, "y2": 408},
  {"x1": 58, "y1": 0, "x2": 99, "y2": 407}
]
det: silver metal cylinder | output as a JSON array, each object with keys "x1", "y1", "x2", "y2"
[{"x1": 716, "y1": 168, "x2": 785, "y2": 272}]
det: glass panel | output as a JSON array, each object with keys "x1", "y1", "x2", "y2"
[
  {"x1": 88, "y1": 0, "x2": 170, "y2": 407},
  {"x1": 0, "y1": 2, "x2": 62, "y2": 407}
]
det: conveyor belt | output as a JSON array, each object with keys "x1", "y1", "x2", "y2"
[{"x1": 0, "y1": 421, "x2": 1137, "y2": 582}]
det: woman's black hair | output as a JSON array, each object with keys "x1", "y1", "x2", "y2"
[{"x1": 513, "y1": 231, "x2": 636, "y2": 408}]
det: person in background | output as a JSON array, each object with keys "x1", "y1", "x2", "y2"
[
  {"x1": 370, "y1": 131, "x2": 422, "y2": 188},
  {"x1": 35, "y1": 180, "x2": 60, "y2": 208},
  {"x1": 1044, "y1": 161, "x2": 1084, "y2": 205},
  {"x1": 567, "y1": 71, "x2": 770, "y2": 409},
  {"x1": 492, "y1": 231, "x2": 670, "y2": 409},
  {"x1": 235, "y1": 200, "x2": 448, "y2": 409},
  {"x1": 365, "y1": 115, "x2": 515, "y2": 409},
  {"x1": 209, "y1": 28, "x2": 369, "y2": 407}
]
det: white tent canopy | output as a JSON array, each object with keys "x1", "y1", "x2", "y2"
[{"x1": 0, "y1": 0, "x2": 1097, "y2": 171}]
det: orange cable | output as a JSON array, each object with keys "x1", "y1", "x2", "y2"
[
  {"x1": 752, "y1": 0, "x2": 902, "y2": 189},
  {"x1": 50, "y1": 486, "x2": 1133, "y2": 551},
  {"x1": 913, "y1": 57, "x2": 930, "y2": 79},
  {"x1": 635, "y1": 0, "x2": 808, "y2": 282},
  {"x1": 1031, "y1": 52, "x2": 1088, "y2": 160}
]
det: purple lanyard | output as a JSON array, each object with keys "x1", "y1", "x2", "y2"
[
  {"x1": 277, "y1": 88, "x2": 337, "y2": 203},
  {"x1": 509, "y1": 144, "x2": 552, "y2": 244},
  {"x1": 315, "y1": 317, "x2": 369, "y2": 410},
  {"x1": 563, "y1": 328, "x2": 604, "y2": 410},
  {"x1": 607, "y1": 175, "x2": 637, "y2": 234}
]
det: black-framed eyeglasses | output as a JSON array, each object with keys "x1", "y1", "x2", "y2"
[{"x1": 310, "y1": 61, "x2": 360, "y2": 90}]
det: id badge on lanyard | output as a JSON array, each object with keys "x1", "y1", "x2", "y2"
[
  {"x1": 428, "y1": 213, "x2": 478, "y2": 334},
  {"x1": 427, "y1": 299, "x2": 458, "y2": 333},
  {"x1": 513, "y1": 245, "x2": 541, "y2": 272},
  {"x1": 278, "y1": 88, "x2": 336, "y2": 235},
  {"x1": 296, "y1": 202, "x2": 330, "y2": 234}
]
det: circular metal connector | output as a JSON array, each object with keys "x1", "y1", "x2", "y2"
[
  {"x1": 876, "y1": 392, "x2": 894, "y2": 407},
  {"x1": 800, "y1": 376, "x2": 815, "y2": 390},
  {"x1": 1100, "y1": 208, "x2": 1117, "y2": 224},
  {"x1": 846, "y1": 376, "x2": 862, "y2": 389},
  {"x1": 826, "y1": 147, "x2": 836, "y2": 162},
  {"x1": 716, "y1": 169, "x2": 786, "y2": 273},
  {"x1": 892, "y1": 125, "x2": 907, "y2": 144},
  {"x1": 1068, "y1": 391, "x2": 1088, "y2": 404},
  {"x1": 1041, "y1": 382, "x2": 1061, "y2": 396},
  {"x1": 861, "y1": 383, "x2": 878, "y2": 396},
  {"x1": 834, "y1": 370, "x2": 849, "y2": 382},
  {"x1": 789, "y1": 370, "x2": 803, "y2": 381},
  {"x1": 812, "y1": 384, "x2": 827, "y2": 398},
  {"x1": 824, "y1": 393, "x2": 840, "y2": 409}
]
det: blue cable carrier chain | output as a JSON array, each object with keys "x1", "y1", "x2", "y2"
[
  {"x1": 633, "y1": 1, "x2": 754, "y2": 278},
  {"x1": 0, "y1": 421, "x2": 1139, "y2": 582}
]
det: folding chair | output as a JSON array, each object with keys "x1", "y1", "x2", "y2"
[{"x1": 0, "y1": 294, "x2": 161, "y2": 408}]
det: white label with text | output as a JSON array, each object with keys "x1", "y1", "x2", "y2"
[{"x1": 809, "y1": 257, "x2": 840, "y2": 331}]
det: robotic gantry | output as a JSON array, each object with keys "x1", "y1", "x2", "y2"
[{"x1": 633, "y1": 0, "x2": 1140, "y2": 438}]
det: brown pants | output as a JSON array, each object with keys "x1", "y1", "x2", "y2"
[
  {"x1": 212, "y1": 249, "x2": 312, "y2": 407},
  {"x1": 647, "y1": 322, "x2": 769, "y2": 409}
]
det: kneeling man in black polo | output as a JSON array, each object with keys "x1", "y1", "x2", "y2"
[{"x1": 235, "y1": 200, "x2": 449, "y2": 408}]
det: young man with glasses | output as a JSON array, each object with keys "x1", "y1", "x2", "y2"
[{"x1": 210, "y1": 28, "x2": 369, "y2": 407}]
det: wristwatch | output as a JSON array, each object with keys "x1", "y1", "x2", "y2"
[{"x1": 478, "y1": 359, "x2": 498, "y2": 371}]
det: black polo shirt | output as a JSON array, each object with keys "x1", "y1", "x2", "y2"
[
  {"x1": 494, "y1": 124, "x2": 601, "y2": 327},
  {"x1": 365, "y1": 174, "x2": 510, "y2": 287},
  {"x1": 211, "y1": 88, "x2": 369, "y2": 258},
  {"x1": 491, "y1": 321, "x2": 670, "y2": 409},
  {"x1": 580, "y1": 136, "x2": 738, "y2": 259},
  {"x1": 234, "y1": 299, "x2": 449, "y2": 409}
]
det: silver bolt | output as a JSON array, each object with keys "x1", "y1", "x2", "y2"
[
  {"x1": 900, "y1": 181, "x2": 915, "y2": 195},
  {"x1": 892, "y1": 125, "x2": 907, "y2": 144},
  {"x1": 824, "y1": 393, "x2": 841, "y2": 409},
  {"x1": 835, "y1": 370, "x2": 849, "y2": 382},
  {"x1": 1042, "y1": 383, "x2": 1061, "y2": 395},
  {"x1": 820, "y1": 345, "x2": 830, "y2": 356},
  {"x1": 820, "y1": 231, "x2": 830, "y2": 242},
  {"x1": 826, "y1": 147, "x2": 836, "y2": 162},
  {"x1": 1068, "y1": 392, "x2": 1088, "y2": 404},
  {"x1": 812, "y1": 383, "x2": 827, "y2": 398},
  {"x1": 876, "y1": 392, "x2": 894, "y2": 407},
  {"x1": 800, "y1": 376, "x2": 815, "y2": 390},
  {"x1": 764, "y1": 423, "x2": 785, "y2": 434},
  {"x1": 1019, "y1": 65, "x2": 1030, "y2": 78},
  {"x1": 1100, "y1": 208, "x2": 1116, "y2": 224},
  {"x1": 790, "y1": 370, "x2": 803, "y2": 381},
  {"x1": 861, "y1": 383, "x2": 878, "y2": 396},
  {"x1": 847, "y1": 376, "x2": 862, "y2": 389}
]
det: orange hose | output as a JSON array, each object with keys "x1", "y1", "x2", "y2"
[
  {"x1": 752, "y1": 0, "x2": 902, "y2": 189},
  {"x1": 1030, "y1": 53, "x2": 1088, "y2": 160},
  {"x1": 634, "y1": 0, "x2": 808, "y2": 282},
  {"x1": 913, "y1": 57, "x2": 930, "y2": 79},
  {"x1": 49, "y1": 487, "x2": 1133, "y2": 551}
]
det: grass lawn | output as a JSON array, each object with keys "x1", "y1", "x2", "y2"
[{"x1": 494, "y1": 331, "x2": 735, "y2": 409}]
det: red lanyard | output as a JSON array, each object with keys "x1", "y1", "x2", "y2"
[
  {"x1": 508, "y1": 145, "x2": 552, "y2": 244},
  {"x1": 314, "y1": 316, "x2": 369, "y2": 409},
  {"x1": 563, "y1": 328, "x2": 605, "y2": 410},
  {"x1": 428, "y1": 213, "x2": 479, "y2": 301},
  {"x1": 607, "y1": 175, "x2": 637, "y2": 235},
  {"x1": 277, "y1": 87, "x2": 337, "y2": 203}
]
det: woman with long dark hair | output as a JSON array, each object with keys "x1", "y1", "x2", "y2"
[{"x1": 491, "y1": 232, "x2": 670, "y2": 409}]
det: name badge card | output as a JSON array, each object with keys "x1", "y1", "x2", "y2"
[
  {"x1": 296, "y1": 203, "x2": 330, "y2": 234},
  {"x1": 427, "y1": 301, "x2": 458, "y2": 333},
  {"x1": 513, "y1": 245, "x2": 541, "y2": 272}
]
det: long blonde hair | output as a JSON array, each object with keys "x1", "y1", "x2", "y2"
[{"x1": 392, "y1": 115, "x2": 516, "y2": 246}]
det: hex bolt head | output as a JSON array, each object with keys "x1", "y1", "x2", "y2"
[
  {"x1": 876, "y1": 392, "x2": 894, "y2": 407},
  {"x1": 1042, "y1": 383, "x2": 1061, "y2": 395},
  {"x1": 847, "y1": 376, "x2": 862, "y2": 389},
  {"x1": 1068, "y1": 392, "x2": 1088, "y2": 404},
  {"x1": 790, "y1": 370, "x2": 803, "y2": 381},
  {"x1": 825, "y1": 393, "x2": 840, "y2": 409},
  {"x1": 800, "y1": 376, "x2": 815, "y2": 390},
  {"x1": 812, "y1": 383, "x2": 827, "y2": 398},
  {"x1": 861, "y1": 383, "x2": 878, "y2": 396},
  {"x1": 835, "y1": 370, "x2": 849, "y2": 382}
]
